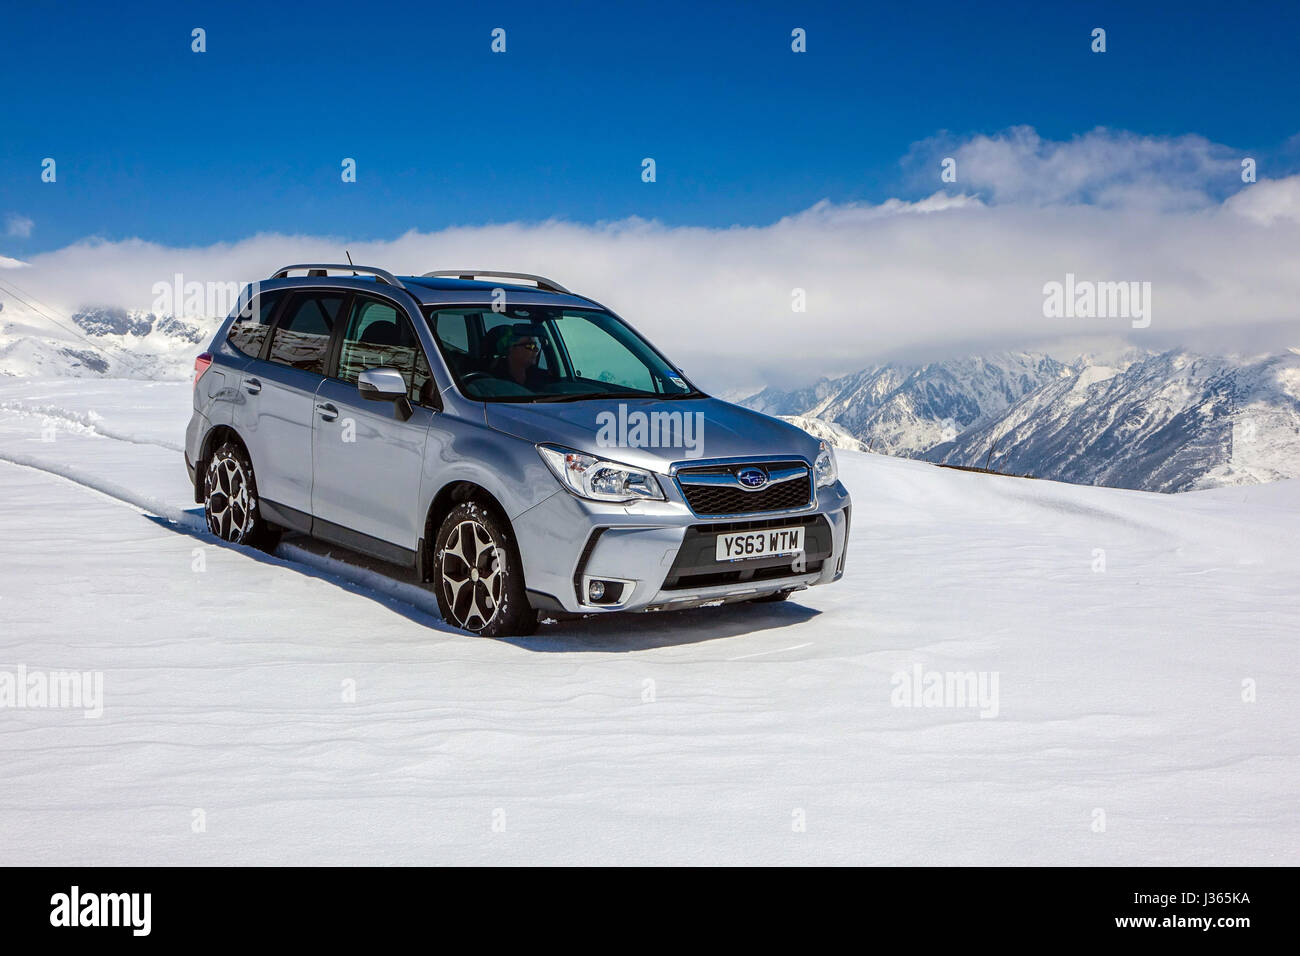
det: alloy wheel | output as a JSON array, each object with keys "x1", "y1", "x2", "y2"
[
  {"x1": 206, "y1": 454, "x2": 253, "y2": 542},
  {"x1": 440, "y1": 519, "x2": 504, "y2": 632}
]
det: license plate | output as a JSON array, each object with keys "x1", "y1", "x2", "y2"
[{"x1": 715, "y1": 526, "x2": 804, "y2": 562}]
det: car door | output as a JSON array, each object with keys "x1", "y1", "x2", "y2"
[
  {"x1": 233, "y1": 289, "x2": 344, "y2": 524},
  {"x1": 311, "y1": 291, "x2": 436, "y2": 557}
]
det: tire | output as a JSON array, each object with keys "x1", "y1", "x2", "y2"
[
  {"x1": 203, "y1": 440, "x2": 281, "y2": 552},
  {"x1": 433, "y1": 500, "x2": 538, "y2": 637}
]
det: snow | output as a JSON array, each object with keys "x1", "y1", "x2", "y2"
[
  {"x1": 779, "y1": 414, "x2": 867, "y2": 452},
  {"x1": 744, "y1": 348, "x2": 1300, "y2": 492},
  {"x1": 0, "y1": 300, "x2": 212, "y2": 380},
  {"x1": 744, "y1": 351, "x2": 1071, "y2": 457},
  {"x1": 935, "y1": 350, "x2": 1300, "y2": 492},
  {"x1": 0, "y1": 379, "x2": 1296, "y2": 865}
]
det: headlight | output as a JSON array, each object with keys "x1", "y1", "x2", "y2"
[
  {"x1": 537, "y1": 444, "x2": 665, "y2": 502},
  {"x1": 814, "y1": 440, "x2": 838, "y2": 488}
]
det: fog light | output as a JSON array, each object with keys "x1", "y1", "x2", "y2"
[{"x1": 588, "y1": 580, "x2": 605, "y2": 602}]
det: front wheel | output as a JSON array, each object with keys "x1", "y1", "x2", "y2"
[
  {"x1": 433, "y1": 501, "x2": 538, "y2": 637},
  {"x1": 203, "y1": 440, "x2": 281, "y2": 551}
]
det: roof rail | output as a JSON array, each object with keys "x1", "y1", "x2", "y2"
[
  {"x1": 421, "y1": 270, "x2": 571, "y2": 295},
  {"x1": 270, "y1": 264, "x2": 406, "y2": 290}
]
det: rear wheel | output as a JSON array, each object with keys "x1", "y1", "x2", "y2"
[
  {"x1": 433, "y1": 501, "x2": 537, "y2": 637},
  {"x1": 203, "y1": 440, "x2": 281, "y2": 551}
]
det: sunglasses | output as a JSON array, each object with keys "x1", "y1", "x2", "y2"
[{"x1": 512, "y1": 340, "x2": 540, "y2": 351}]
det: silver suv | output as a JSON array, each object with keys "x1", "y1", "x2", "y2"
[{"x1": 186, "y1": 264, "x2": 852, "y2": 636}]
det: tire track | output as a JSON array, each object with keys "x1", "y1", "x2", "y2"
[
  {"x1": 0, "y1": 451, "x2": 447, "y2": 625},
  {"x1": 0, "y1": 399, "x2": 184, "y2": 452}
]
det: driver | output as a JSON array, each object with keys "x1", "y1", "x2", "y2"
[{"x1": 489, "y1": 325, "x2": 552, "y2": 389}]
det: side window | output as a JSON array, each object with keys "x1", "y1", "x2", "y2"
[
  {"x1": 338, "y1": 295, "x2": 432, "y2": 404},
  {"x1": 226, "y1": 290, "x2": 284, "y2": 358},
  {"x1": 430, "y1": 311, "x2": 472, "y2": 377},
  {"x1": 267, "y1": 293, "x2": 343, "y2": 375}
]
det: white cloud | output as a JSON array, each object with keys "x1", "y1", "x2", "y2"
[
  {"x1": 4, "y1": 215, "x2": 34, "y2": 239},
  {"x1": 904, "y1": 126, "x2": 1243, "y2": 211},
  {"x1": 7, "y1": 128, "x2": 1300, "y2": 390},
  {"x1": 0, "y1": 255, "x2": 31, "y2": 269},
  {"x1": 1225, "y1": 175, "x2": 1300, "y2": 224},
  {"x1": 776, "y1": 192, "x2": 984, "y2": 226}
]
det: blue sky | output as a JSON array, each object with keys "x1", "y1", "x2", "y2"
[{"x1": 3, "y1": 0, "x2": 1299, "y2": 255}]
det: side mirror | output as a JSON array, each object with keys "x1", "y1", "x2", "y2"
[{"x1": 358, "y1": 367, "x2": 413, "y2": 421}]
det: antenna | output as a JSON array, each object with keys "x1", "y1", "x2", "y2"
[{"x1": 345, "y1": 250, "x2": 356, "y2": 275}]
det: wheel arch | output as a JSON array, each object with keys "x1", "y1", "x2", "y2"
[
  {"x1": 193, "y1": 424, "x2": 250, "y2": 502},
  {"x1": 418, "y1": 480, "x2": 512, "y2": 583}
]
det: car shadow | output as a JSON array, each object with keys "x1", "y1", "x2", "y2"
[
  {"x1": 168, "y1": 511, "x2": 820, "y2": 650},
  {"x1": 508, "y1": 599, "x2": 820, "y2": 653},
  {"x1": 158, "y1": 513, "x2": 450, "y2": 632}
]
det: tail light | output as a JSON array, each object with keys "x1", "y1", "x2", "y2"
[{"x1": 193, "y1": 352, "x2": 213, "y2": 390}]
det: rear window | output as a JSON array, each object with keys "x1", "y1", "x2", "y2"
[{"x1": 226, "y1": 291, "x2": 284, "y2": 358}]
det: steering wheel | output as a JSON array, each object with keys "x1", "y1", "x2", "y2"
[{"x1": 460, "y1": 371, "x2": 492, "y2": 386}]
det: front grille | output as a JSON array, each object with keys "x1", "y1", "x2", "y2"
[
  {"x1": 691, "y1": 514, "x2": 823, "y2": 535},
  {"x1": 676, "y1": 460, "x2": 813, "y2": 516}
]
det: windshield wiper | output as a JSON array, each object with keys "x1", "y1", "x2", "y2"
[
  {"x1": 531, "y1": 390, "x2": 657, "y2": 403},
  {"x1": 528, "y1": 389, "x2": 705, "y2": 403}
]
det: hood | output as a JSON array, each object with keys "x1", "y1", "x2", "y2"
[{"x1": 485, "y1": 396, "x2": 822, "y2": 472}]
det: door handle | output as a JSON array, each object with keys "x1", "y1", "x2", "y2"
[
  {"x1": 243, "y1": 378, "x2": 261, "y2": 395},
  {"x1": 316, "y1": 402, "x2": 339, "y2": 422}
]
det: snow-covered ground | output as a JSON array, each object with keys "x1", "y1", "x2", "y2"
[{"x1": 0, "y1": 378, "x2": 1295, "y2": 865}]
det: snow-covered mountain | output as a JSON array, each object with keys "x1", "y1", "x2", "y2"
[
  {"x1": 927, "y1": 349, "x2": 1300, "y2": 492},
  {"x1": 0, "y1": 301, "x2": 214, "y2": 380},
  {"x1": 777, "y1": 415, "x2": 868, "y2": 452},
  {"x1": 744, "y1": 348, "x2": 1300, "y2": 492},
  {"x1": 742, "y1": 351, "x2": 1073, "y2": 455}
]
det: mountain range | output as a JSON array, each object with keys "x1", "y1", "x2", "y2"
[
  {"x1": 742, "y1": 351, "x2": 1073, "y2": 456},
  {"x1": 0, "y1": 302, "x2": 211, "y2": 379},
  {"x1": 740, "y1": 349, "x2": 1300, "y2": 493}
]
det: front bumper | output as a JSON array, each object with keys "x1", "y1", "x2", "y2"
[{"x1": 514, "y1": 478, "x2": 852, "y2": 615}]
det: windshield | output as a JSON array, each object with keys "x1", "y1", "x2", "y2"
[{"x1": 423, "y1": 305, "x2": 702, "y2": 402}]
